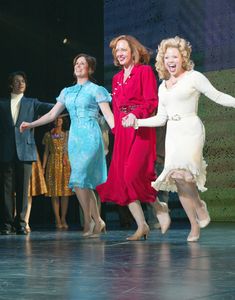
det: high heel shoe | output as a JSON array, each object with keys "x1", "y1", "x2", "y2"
[
  {"x1": 126, "y1": 224, "x2": 150, "y2": 241},
  {"x1": 187, "y1": 226, "x2": 200, "y2": 242},
  {"x1": 82, "y1": 219, "x2": 96, "y2": 237},
  {"x1": 89, "y1": 220, "x2": 106, "y2": 238},
  {"x1": 56, "y1": 222, "x2": 63, "y2": 229},
  {"x1": 156, "y1": 202, "x2": 171, "y2": 234},
  {"x1": 61, "y1": 221, "x2": 69, "y2": 229},
  {"x1": 25, "y1": 225, "x2": 31, "y2": 233},
  {"x1": 187, "y1": 234, "x2": 200, "y2": 242},
  {"x1": 196, "y1": 200, "x2": 211, "y2": 228}
]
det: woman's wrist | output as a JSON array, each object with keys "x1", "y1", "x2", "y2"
[{"x1": 134, "y1": 119, "x2": 139, "y2": 130}]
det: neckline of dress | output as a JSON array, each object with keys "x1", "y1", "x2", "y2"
[
  {"x1": 121, "y1": 64, "x2": 139, "y2": 84},
  {"x1": 76, "y1": 80, "x2": 90, "y2": 87},
  {"x1": 164, "y1": 70, "x2": 194, "y2": 90}
]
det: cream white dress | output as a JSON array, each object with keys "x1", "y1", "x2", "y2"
[{"x1": 138, "y1": 70, "x2": 235, "y2": 192}]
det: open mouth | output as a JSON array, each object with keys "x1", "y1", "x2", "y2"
[
  {"x1": 168, "y1": 64, "x2": 176, "y2": 73},
  {"x1": 118, "y1": 57, "x2": 125, "y2": 63}
]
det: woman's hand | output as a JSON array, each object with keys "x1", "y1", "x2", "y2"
[
  {"x1": 20, "y1": 122, "x2": 32, "y2": 133},
  {"x1": 122, "y1": 113, "x2": 137, "y2": 127}
]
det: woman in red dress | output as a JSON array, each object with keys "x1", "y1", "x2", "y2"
[{"x1": 97, "y1": 35, "x2": 170, "y2": 240}]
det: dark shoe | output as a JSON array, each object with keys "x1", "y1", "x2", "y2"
[
  {"x1": 16, "y1": 227, "x2": 28, "y2": 235},
  {"x1": 1, "y1": 228, "x2": 16, "y2": 235}
]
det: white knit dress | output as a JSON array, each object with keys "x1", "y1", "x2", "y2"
[{"x1": 138, "y1": 70, "x2": 235, "y2": 192}]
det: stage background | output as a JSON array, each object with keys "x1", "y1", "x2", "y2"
[
  {"x1": 0, "y1": 0, "x2": 234, "y2": 226},
  {"x1": 104, "y1": 0, "x2": 235, "y2": 221}
]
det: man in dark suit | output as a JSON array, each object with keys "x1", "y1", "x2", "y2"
[{"x1": 0, "y1": 71, "x2": 53, "y2": 235}]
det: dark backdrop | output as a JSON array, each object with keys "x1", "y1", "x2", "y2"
[{"x1": 0, "y1": 0, "x2": 104, "y2": 227}]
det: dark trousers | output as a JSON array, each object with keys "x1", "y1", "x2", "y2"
[{"x1": 1, "y1": 160, "x2": 32, "y2": 230}]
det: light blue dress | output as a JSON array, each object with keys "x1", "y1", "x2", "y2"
[{"x1": 57, "y1": 81, "x2": 111, "y2": 189}]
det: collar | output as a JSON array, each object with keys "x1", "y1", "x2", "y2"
[{"x1": 11, "y1": 93, "x2": 24, "y2": 100}]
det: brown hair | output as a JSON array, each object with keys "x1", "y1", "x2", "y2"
[
  {"x1": 110, "y1": 35, "x2": 151, "y2": 66},
  {"x1": 73, "y1": 53, "x2": 96, "y2": 79},
  {"x1": 8, "y1": 71, "x2": 27, "y2": 92}
]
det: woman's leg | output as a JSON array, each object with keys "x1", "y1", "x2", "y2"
[
  {"x1": 150, "y1": 197, "x2": 171, "y2": 234},
  {"x1": 74, "y1": 188, "x2": 105, "y2": 236},
  {"x1": 51, "y1": 196, "x2": 62, "y2": 228},
  {"x1": 89, "y1": 190, "x2": 106, "y2": 235},
  {"x1": 61, "y1": 196, "x2": 69, "y2": 229},
  {"x1": 127, "y1": 200, "x2": 149, "y2": 240},
  {"x1": 74, "y1": 187, "x2": 92, "y2": 234},
  {"x1": 25, "y1": 196, "x2": 32, "y2": 232},
  {"x1": 175, "y1": 179, "x2": 201, "y2": 241}
]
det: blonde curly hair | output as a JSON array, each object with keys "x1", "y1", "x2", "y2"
[
  {"x1": 110, "y1": 35, "x2": 150, "y2": 66},
  {"x1": 155, "y1": 36, "x2": 194, "y2": 80}
]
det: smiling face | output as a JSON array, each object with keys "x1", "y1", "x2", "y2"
[
  {"x1": 164, "y1": 47, "x2": 184, "y2": 78},
  {"x1": 74, "y1": 56, "x2": 89, "y2": 80},
  {"x1": 115, "y1": 39, "x2": 133, "y2": 68},
  {"x1": 11, "y1": 75, "x2": 26, "y2": 94}
]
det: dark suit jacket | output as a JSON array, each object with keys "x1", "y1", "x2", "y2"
[{"x1": 0, "y1": 96, "x2": 53, "y2": 162}]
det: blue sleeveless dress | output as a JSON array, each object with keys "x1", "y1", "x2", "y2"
[{"x1": 57, "y1": 81, "x2": 111, "y2": 189}]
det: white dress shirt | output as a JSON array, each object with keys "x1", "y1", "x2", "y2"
[{"x1": 11, "y1": 93, "x2": 23, "y2": 125}]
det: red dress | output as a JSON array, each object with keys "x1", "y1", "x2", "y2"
[{"x1": 97, "y1": 64, "x2": 158, "y2": 206}]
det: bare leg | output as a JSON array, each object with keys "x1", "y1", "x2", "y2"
[
  {"x1": 89, "y1": 190, "x2": 106, "y2": 236},
  {"x1": 51, "y1": 196, "x2": 62, "y2": 229},
  {"x1": 150, "y1": 197, "x2": 171, "y2": 234},
  {"x1": 127, "y1": 200, "x2": 149, "y2": 241},
  {"x1": 25, "y1": 196, "x2": 32, "y2": 232},
  {"x1": 74, "y1": 188, "x2": 105, "y2": 236},
  {"x1": 61, "y1": 196, "x2": 69, "y2": 229},
  {"x1": 74, "y1": 187, "x2": 92, "y2": 233},
  {"x1": 175, "y1": 179, "x2": 200, "y2": 241},
  {"x1": 89, "y1": 190, "x2": 101, "y2": 225}
]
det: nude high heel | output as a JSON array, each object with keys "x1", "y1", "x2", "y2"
[
  {"x1": 187, "y1": 234, "x2": 200, "y2": 242},
  {"x1": 196, "y1": 200, "x2": 211, "y2": 228},
  {"x1": 126, "y1": 224, "x2": 150, "y2": 241},
  {"x1": 82, "y1": 219, "x2": 95, "y2": 237},
  {"x1": 89, "y1": 220, "x2": 106, "y2": 238},
  {"x1": 156, "y1": 202, "x2": 171, "y2": 234}
]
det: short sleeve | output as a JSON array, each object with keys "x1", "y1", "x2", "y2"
[
  {"x1": 95, "y1": 86, "x2": 112, "y2": 103},
  {"x1": 56, "y1": 88, "x2": 67, "y2": 105}
]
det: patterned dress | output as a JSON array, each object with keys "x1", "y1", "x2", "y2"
[
  {"x1": 28, "y1": 150, "x2": 47, "y2": 196},
  {"x1": 42, "y1": 131, "x2": 73, "y2": 196},
  {"x1": 56, "y1": 81, "x2": 111, "y2": 189}
]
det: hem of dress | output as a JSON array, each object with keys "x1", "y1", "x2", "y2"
[
  {"x1": 45, "y1": 193, "x2": 73, "y2": 197},
  {"x1": 100, "y1": 197, "x2": 157, "y2": 206},
  {"x1": 70, "y1": 180, "x2": 106, "y2": 190},
  {"x1": 152, "y1": 159, "x2": 208, "y2": 193}
]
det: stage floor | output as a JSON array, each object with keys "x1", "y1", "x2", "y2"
[{"x1": 0, "y1": 222, "x2": 235, "y2": 300}]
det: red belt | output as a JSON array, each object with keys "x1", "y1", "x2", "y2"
[{"x1": 119, "y1": 105, "x2": 139, "y2": 113}]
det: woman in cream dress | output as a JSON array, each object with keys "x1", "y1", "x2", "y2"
[{"x1": 124, "y1": 36, "x2": 235, "y2": 242}]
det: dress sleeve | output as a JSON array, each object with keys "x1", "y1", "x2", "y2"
[
  {"x1": 137, "y1": 99, "x2": 168, "y2": 128},
  {"x1": 193, "y1": 71, "x2": 235, "y2": 107},
  {"x1": 56, "y1": 88, "x2": 67, "y2": 105},
  {"x1": 131, "y1": 65, "x2": 158, "y2": 118},
  {"x1": 95, "y1": 86, "x2": 112, "y2": 103}
]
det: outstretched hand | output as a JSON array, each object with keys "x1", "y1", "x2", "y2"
[
  {"x1": 20, "y1": 122, "x2": 31, "y2": 133},
  {"x1": 122, "y1": 113, "x2": 137, "y2": 128}
]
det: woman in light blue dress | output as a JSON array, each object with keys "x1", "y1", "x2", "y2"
[{"x1": 20, "y1": 54, "x2": 114, "y2": 236}]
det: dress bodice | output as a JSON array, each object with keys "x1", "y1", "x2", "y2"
[{"x1": 56, "y1": 81, "x2": 111, "y2": 121}]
